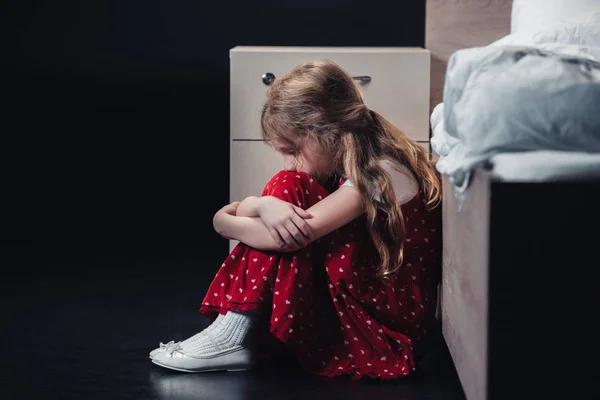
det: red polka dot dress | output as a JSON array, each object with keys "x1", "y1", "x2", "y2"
[{"x1": 200, "y1": 170, "x2": 442, "y2": 380}]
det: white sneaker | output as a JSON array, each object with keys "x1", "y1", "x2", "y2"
[
  {"x1": 151, "y1": 343, "x2": 254, "y2": 373},
  {"x1": 149, "y1": 341, "x2": 181, "y2": 359}
]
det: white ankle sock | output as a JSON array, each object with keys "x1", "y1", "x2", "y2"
[
  {"x1": 205, "y1": 313, "x2": 225, "y2": 333},
  {"x1": 178, "y1": 313, "x2": 224, "y2": 346},
  {"x1": 181, "y1": 311, "x2": 255, "y2": 355}
]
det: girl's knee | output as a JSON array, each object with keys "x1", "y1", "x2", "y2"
[{"x1": 261, "y1": 171, "x2": 312, "y2": 204}]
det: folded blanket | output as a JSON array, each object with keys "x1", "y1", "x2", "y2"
[{"x1": 437, "y1": 46, "x2": 600, "y2": 189}]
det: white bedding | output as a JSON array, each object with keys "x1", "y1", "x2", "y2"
[
  {"x1": 511, "y1": 0, "x2": 600, "y2": 35},
  {"x1": 490, "y1": 151, "x2": 600, "y2": 182},
  {"x1": 431, "y1": 7, "x2": 600, "y2": 189}
]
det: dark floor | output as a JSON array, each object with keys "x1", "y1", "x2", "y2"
[{"x1": 1, "y1": 234, "x2": 465, "y2": 400}]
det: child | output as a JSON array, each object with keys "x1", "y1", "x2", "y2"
[{"x1": 150, "y1": 60, "x2": 442, "y2": 380}]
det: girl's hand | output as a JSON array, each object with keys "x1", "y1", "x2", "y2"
[{"x1": 257, "y1": 196, "x2": 313, "y2": 249}]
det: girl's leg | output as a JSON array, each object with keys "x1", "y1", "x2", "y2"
[
  {"x1": 151, "y1": 170, "x2": 441, "y2": 380},
  {"x1": 151, "y1": 170, "x2": 333, "y2": 372}
]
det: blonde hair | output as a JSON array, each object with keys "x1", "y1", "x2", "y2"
[{"x1": 261, "y1": 60, "x2": 441, "y2": 280}]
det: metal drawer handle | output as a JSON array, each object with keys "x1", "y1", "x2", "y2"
[
  {"x1": 352, "y1": 76, "x2": 372, "y2": 84},
  {"x1": 262, "y1": 72, "x2": 276, "y2": 86}
]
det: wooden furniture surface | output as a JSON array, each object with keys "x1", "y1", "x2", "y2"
[
  {"x1": 425, "y1": 2, "x2": 510, "y2": 399},
  {"x1": 425, "y1": 0, "x2": 511, "y2": 111}
]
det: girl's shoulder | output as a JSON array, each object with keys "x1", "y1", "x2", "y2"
[{"x1": 342, "y1": 159, "x2": 419, "y2": 205}]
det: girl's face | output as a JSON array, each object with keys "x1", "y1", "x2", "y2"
[{"x1": 272, "y1": 139, "x2": 334, "y2": 183}]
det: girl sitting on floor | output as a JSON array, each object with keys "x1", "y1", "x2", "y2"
[{"x1": 150, "y1": 59, "x2": 442, "y2": 380}]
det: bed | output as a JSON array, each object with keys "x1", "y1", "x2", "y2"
[{"x1": 425, "y1": 1, "x2": 600, "y2": 399}]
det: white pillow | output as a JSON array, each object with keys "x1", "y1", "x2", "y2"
[
  {"x1": 492, "y1": 11, "x2": 600, "y2": 60},
  {"x1": 530, "y1": 11, "x2": 600, "y2": 48},
  {"x1": 511, "y1": 0, "x2": 600, "y2": 35}
]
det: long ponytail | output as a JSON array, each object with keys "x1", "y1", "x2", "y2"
[{"x1": 340, "y1": 107, "x2": 440, "y2": 280}]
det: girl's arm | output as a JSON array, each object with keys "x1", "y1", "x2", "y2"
[
  {"x1": 235, "y1": 196, "x2": 261, "y2": 217},
  {"x1": 213, "y1": 187, "x2": 364, "y2": 252}
]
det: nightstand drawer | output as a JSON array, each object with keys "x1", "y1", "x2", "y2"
[{"x1": 231, "y1": 46, "x2": 430, "y2": 142}]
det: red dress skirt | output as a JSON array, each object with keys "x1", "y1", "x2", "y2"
[{"x1": 200, "y1": 170, "x2": 441, "y2": 380}]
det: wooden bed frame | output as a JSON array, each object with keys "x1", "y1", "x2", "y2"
[{"x1": 426, "y1": 2, "x2": 600, "y2": 399}]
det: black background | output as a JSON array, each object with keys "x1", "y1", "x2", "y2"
[
  {"x1": 3, "y1": 0, "x2": 425, "y2": 277},
  {"x1": 0, "y1": 4, "x2": 471, "y2": 399},
  {"x1": 3, "y1": 4, "x2": 598, "y2": 399}
]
